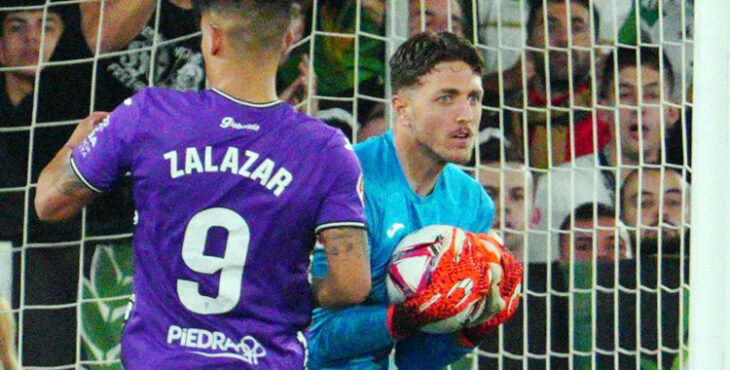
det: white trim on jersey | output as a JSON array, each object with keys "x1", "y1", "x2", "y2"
[
  {"x1": 70, "y1": 157, "x2": 104, "y2": 193},
  {"x1": 314, "y1": 222, "x2": 367, "y2": 234},
  {"x1": 211, "y1": 88, "x2": 283, "y2": 108},
  {"x1": 297, "y1": 331, "x2": 309, "y2": 369}
]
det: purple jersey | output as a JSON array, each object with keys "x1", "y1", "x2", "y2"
[{"x1": 71, "y1": 88, "x2": 366, "y2": 369}]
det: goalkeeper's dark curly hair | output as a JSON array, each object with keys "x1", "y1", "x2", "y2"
[
  {"x1": 192, "y1": 0, "x2": 293, "y2": 50},
  {"x1": 389, "y1": 31, "x2": 485, "y2": 93}
]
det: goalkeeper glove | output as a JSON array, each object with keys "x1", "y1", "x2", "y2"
[
  {"x1": 387, "y1": 232, "x2": 491, "y2": 338},
  {"x1": 458, "y1": 232, "x2": 523, "y2": 347}
]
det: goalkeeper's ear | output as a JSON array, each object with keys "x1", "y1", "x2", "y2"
[{"x1": 391, "y1": 91, "x2": 412, "y2": 129}]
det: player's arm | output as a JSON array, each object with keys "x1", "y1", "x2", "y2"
[
  {"x1": 312, "y1": 227, "x2": 371, "y2": 308},
  {"x1": 79, "y1": 0, "x2": 157, "y2": 53},
  {"x1": 35, "y1": 112, "x2": 108, "y2": 221},
  {"x1": 308, "y1": 304, "x2": 394, "y2": 367},
  {"x1": 395, "y1": 332, "x2": 471, "y2": 370}
]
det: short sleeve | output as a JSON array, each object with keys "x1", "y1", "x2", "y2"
[
  {"x1": 70, "y1": 90, "x2": 146, "y2": 192},
  {"x1": 314, "y1": 133, "x2": 367, "y2": 234}
]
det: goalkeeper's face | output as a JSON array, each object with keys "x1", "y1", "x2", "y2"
[
  {"x1": 398, "y1": 60, "x2": 483, "y2": 165},
  {"x1": 0, "y1": 10, "x2": 64, "y2": 77}
]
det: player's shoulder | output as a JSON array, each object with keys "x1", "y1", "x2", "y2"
[
  {"x1": 443, "y1": 163, "x2": 480, "y2": 188},
  {"x1": 123, "y1": 87, "x2": 203, "y2": 112},
  {"x1": 354, "y1": 132, "x2": 391, "y2": 166},
  {"x1": 442, "y1": 163, "x2": 490, "y2": 201},
  {"x1": 290, "y1": 111, "x2": 350, "y2": 148}
]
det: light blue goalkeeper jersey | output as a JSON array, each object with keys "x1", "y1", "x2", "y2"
[{"x1": 308, "y1": 131, "x2": 494, "y2": 369}]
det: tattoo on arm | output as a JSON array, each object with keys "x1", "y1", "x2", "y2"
[
  {"x1": 312, "y1": 227, "x2": 370, "y2": 308},
  {"x1": 59, "y1": 161, "x2": 88, "y2": 196},
  {"x1": 59, "y1": 165, "x2": 86, "y2": 194},
  {"x1": 321, "y1": 227, "x2": 368, "y2": 261}
]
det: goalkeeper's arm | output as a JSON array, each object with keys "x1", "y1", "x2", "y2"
[
  {"x1": 308, "y1": 304, "x2": 396, "y2": 366},
  {"x1": 394, "y1": 332, "x2": 472, "y2": 370},
  {"x1": 309, "y1": 287, "x2": 485, "y2": 366},
  {"x1": 309, "y1": 232, "x2": 491, "y2": 366}
]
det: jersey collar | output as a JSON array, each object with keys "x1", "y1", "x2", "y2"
[{"x1": 211, "y1": 88, "x2": 282, "y2": 108}]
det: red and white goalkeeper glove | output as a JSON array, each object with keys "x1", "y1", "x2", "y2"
[
  {"x1": 387, "y1": 232, "x2": 491, "y2": 338},
  {"x1": 458, "y1": 232, "x2": 523, "y2": 347}
]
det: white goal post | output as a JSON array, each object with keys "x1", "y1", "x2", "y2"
[{"x1": 688, "y1": 0, "x2": 730, "y2": 367}]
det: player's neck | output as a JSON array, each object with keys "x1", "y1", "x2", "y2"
[
  {"x1": 4, "y1": 72, "x2": 33, "y2": 106},
  {"x1": 208, "y1": 59, "x2": 279, "y2": 104},
  {"x1": 393, "y1": 132, "x2": 445, "y2": 197}
]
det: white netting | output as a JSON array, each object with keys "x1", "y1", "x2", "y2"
[{"x1": 0, "y1": 0, "x2": 692, "y2": 368}]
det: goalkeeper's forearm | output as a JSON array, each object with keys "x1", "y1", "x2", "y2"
[
  {"x1": 395, "y1": 332, "x2": 472, "y2": 370},
  {"x1": 309, "y1": 305, "x2": 395, "y2": 364}
]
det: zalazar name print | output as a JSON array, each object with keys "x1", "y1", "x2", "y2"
[{"x1": 163, "y1": 146, "x2": 292, "y2": 197}]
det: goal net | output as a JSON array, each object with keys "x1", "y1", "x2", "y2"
[{"x1": 0, "y1": 0, "x2": 693, "y2": 368}]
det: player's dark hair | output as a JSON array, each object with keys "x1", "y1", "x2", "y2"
[
  {"x1": 389, "y1": 31, "x2": 485, "y2": 93},
  {"x1": 192, "y1": 0, "x2": 293, "y2": 50},
  {"x1": 526, "y1": 0, "x2": 600, "y2": 41},
  {"x1": 559, "y1": 202, "x2": 616, "y2": 232},
  {"x1": 600, "y1": 46, "x2": 675, "y2": 100}
]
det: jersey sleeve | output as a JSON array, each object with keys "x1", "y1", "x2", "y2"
[
  {"x1": 70, "y1": 90, "x2": 147, "y2": 192},
  {"x1": 313, "y1": 133, "x2": 367, "y2": 234},
  {"x1": 394, "y1": 332, "x2": 471, "y2": 370},
  {"x1": 307, "y1": 305, "x2": 394, "y2": 368}
]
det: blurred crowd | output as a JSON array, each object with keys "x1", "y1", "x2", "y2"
[{"x1": 0, "y1": 0, "x2": 691, "y2": 367}]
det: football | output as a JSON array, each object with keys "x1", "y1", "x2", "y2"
[{"x1": 386, "y1": 225, "x2": 484, "y2": 334}]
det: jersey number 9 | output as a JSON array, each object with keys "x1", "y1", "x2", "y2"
[{"x1": 176, "y1": 207, "x2": 250, "y2": 314}]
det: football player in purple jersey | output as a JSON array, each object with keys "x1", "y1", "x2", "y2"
[{"x1": 34, "y1": 1, "x2": 370, "y2": 368}]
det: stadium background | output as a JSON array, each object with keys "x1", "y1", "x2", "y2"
[{"x1": 0, "y1": 0, "x2": 692, "y2": 368}]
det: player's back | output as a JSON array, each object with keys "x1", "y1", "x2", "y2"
[{"x1": 79, "y1": 88, "x2": 363, "y2": 368}]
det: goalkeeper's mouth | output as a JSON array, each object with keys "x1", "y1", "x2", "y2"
[{"x1": 449, "y1": 129, "x2": 474, "y2": 148}]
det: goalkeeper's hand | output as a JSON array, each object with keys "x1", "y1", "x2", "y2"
[
  {"x1": 458, "y1": 232, "x2": 523, "y2": 347},
  {"x1": 387, "y1": 233, "x2": 492, "y2": 339}
]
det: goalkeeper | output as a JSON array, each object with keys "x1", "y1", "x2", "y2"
[{"x1": 308, "y1": 31, "x2": 522, "y2": 369}]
